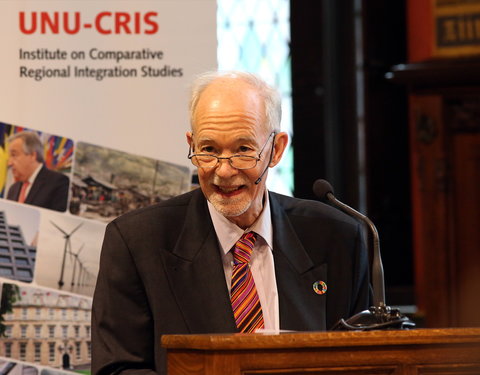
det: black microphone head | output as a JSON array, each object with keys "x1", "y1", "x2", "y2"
[{"x1": 312, "y1": 179, "x2": 334, "y2": 200}]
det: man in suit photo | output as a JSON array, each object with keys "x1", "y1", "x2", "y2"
[
  {"x1": 92, "y1": 71, "x2": 371, "y2": 375},
  {"x1": 6, "y1": 131, "x2": 70, "y2": 212}
]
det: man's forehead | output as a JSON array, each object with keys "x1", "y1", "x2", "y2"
[
  {"x1": 194, "y1": 88, "x2": 264, "y2": 121},
  {"x1": 200, "y1": 77, "x2": 260, "y2": 104},
  {"x1": 195, "y1": 134, "x2": 257, "y2": 144},
  {"x1": 208, "y1": 75, "x2": 250, "y2": 88},
  {"x1": 9, "y1": 138, "x2": 23, "y2": 148}
]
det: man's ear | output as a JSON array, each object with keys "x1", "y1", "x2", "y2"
[
  {"x1": 186, "y1": 131, "x2": 193, "y2": 148},
  {"x1": 30, "y1": 151, "x2": 39, "y2": 162},
  {"x1": 270, "y1": 132, "x2": 288, "y2": 167}
]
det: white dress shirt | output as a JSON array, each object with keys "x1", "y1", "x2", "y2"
[
  {"x1": 207, "y1": 190, "x2": 280, "y2": 331},
  {"x1": 23, "y1": 163, "x2": 43, "y2": 199}
]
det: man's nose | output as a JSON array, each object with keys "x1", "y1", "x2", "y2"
[{"x1": 214, "y1": 158, "x2": 238, "y2": 178}]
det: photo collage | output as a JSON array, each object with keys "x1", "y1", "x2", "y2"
[{"x1": 0, "y1": 122, "x2": 192, "y2": 375}]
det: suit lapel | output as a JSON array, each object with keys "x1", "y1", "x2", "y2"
[
  {"x1": 8, "y1": 182, "x2": 22, "y2": 201},
  {"x1": 162, "y1": 190, "x2": 328, "y2": 333},
  {"x1": 270, "y1": 193, "x2": 327, "y2": 331},
  {"x1": 25, "y1": 166, "x2": 46, "y2": 205},
  {"x1": 161, "y1": 189, "x2": 237, "y2": 333}
]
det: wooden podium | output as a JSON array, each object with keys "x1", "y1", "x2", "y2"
[{"x1": 162, "y1": 328, "x2": 480, "y2": 374}]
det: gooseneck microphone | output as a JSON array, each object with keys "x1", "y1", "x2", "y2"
[
  {"x1": 313, "y1": 179, "x2": 415, "y2": 330},
  {"x1": 313, "y1": 179, "x2": 385, "y2": 307}
]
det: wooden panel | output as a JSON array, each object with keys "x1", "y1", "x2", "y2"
[
  {"x1": 408, "y1": 93, "x2": 480, "y2": 328},
  {"x1": 409, "y1": 95, "x2": 453, "y2": 327},
  {"x1": 163, "y1": 329, "x2": 480, "y2": 375},
  {"x1": 417, "y1": 363, "x2": 480, "y2": 374},
  {"x1": 163, "y1": 328, "x2": 480, "y2": 350},
  {"x1": 451, "y1": 132, "x2": 480, "y2": 326},
  {"x1": 243, "y1": 366, "x2": 399, "y2": 375}
]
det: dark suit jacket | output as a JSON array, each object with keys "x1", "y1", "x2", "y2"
[
  {"x1": 7, "y1": 165, "x2": 70, "y2": 212},
  {"x1": 92, "y1": 188, "x2": 370, "y2": 375}
]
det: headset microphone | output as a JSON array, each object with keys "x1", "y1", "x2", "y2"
[
  {"x1": 254, "y1": 164, "x2": 270, "y2": 185},
  {"x1": 254, "y1": 134, "x2": 276, "y2": 185}
]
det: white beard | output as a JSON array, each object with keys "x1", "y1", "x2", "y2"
[
  {"x1": 209, "y1": 192, "x2": 251, "y2": 217},
  {"x1": 208, "y1": 175, "x2": 252, "y2": 217}
]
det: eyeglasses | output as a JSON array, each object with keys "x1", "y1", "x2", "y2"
[{"x1": 188, "y1": 132, "x2": 275, "y2": 170}]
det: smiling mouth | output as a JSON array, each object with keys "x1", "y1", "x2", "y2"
[{"x1": 215, "y1": 185, "x2": 245, "y2": 195}]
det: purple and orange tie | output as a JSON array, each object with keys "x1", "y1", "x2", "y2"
[{"x1": 230, "y1": 231, "x2": 265, "y2": 333}]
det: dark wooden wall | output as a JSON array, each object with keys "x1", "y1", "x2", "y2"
[
  {"x1": 290, "y1": 1, "x2": 414, "y2": 308},
  {"x1": 291, "y1": 1, "x2": 480, "y2": 328}
]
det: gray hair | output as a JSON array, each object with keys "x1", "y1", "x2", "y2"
[
  {"x1": 8, "y1": 131, "x2": 45, "y2": 163},
  {"x1": 189, "y1": 71, "x2": 282, "y2": 133}
]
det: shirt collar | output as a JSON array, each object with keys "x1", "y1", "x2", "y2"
[
  {"x1": 27, "y1": 163, "x2": 43, "y2": 184},
  {"x1": 207, "y1": 189, "x2": 273, "y2": 255}
]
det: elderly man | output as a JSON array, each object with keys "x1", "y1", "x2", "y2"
[
  {"x1": 92, "y1": 71, "x2": 370, "y2": 375},
  {"x1": 6, "y1": 131, "x2": 69, "y2": 212}
]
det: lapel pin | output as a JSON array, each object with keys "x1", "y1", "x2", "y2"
[{"x1": 313, "y1": 280, "x2": 327, "y2": 295}]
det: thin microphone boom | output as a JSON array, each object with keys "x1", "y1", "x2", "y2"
[
  {"x1": 254, "y1": 164, "x2": 269, "y2": 185},
  {"x1": 313, "y1": 179, "x2": 385, "y2": 307},
  {"x1": 254, "y1": 134, "x2": 276, "y2": 185},
  {"x1": 313, "y1": 179, "x2": 415, "y2": 330}
]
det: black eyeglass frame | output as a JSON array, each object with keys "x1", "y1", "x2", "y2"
[{"x1": 188, "y1": 131, "x2": 276, "y2": 170}]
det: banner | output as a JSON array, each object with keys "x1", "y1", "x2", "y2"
[{"x1": 0, "y1": 0, "x2": 216, "y2": 373}]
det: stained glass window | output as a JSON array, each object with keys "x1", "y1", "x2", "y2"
[{"x1": 217, "y1": 0, "x2": 293, "y2": 195}]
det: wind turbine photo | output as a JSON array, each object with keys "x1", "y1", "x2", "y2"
[
  {"x1": 50, "y1": 221, "x2": 83, "y2": 290},
  {"x1": 34, "y1": 211, "x2": 106, "y2": 297}
]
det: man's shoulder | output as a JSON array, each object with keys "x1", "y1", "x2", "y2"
[
  {"x1": 7, "y1": 181, "x2": 21, "y2": 197},
  {"x1": 270, "y1": 191, "x2": 333, "y2": 215},
  {"x1": 39, "y1": 165, "x2": 69, "y2": 182},
  {"x1": 270, "y1": 191, "x2": 357, "y2": 227}
]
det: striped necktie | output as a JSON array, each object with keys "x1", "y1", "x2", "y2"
[{"x1": 230, "y1": 231, "x2": 264, "y2": 333}]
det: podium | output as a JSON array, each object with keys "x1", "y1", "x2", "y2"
[{"x1": 162, "y1": 328, "x2": 480, "y2": 374}]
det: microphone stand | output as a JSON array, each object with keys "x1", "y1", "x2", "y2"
[
  {"x1": 326, "y1": 192, "x2": 385, "y2": 308},
  {"x1": 317, "y1": 183, "x2": 415, "y2": 330}
]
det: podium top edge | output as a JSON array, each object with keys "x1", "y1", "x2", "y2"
[{"x1": 161, "y1": 328, "x2": 480, "y2": 350}]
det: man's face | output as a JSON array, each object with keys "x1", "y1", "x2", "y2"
[
  {"x1": 8, "y1": 138, "x2": 38, "y2": 182},
  {"x1": 187, "y1": 78, "x2": 287, "y2": 229}
]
